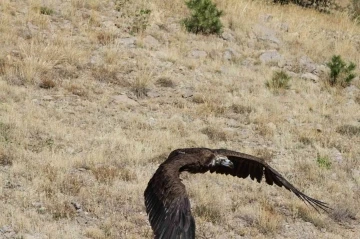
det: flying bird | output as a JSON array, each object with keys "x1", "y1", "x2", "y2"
[{"x1": 144, "y1": 148, "x2": 330, "y2": 239}]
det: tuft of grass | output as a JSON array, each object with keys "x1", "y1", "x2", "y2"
[
  {"x1": 50, "y1": 201, "x2": 77, "y2": 220},
  {"x1": 0, "y1": 122, "x2": 13, "y2": 143},
  {"x1": 40, "y1": 6, "x2": 54, "y2": 15},
  {"x1": 194, "y1": 203, "x2": 222, "y2": 224},
  {"x1": 60, "y1": 174, "x2": 86, "y2": 196},
  {"x1": 231, "y1": 104, "x2": 253, "y2": 114},
  {"x1": 132, "y1": 70, "x2": 153, "y2": 98},
  {"x1": 297, "y1": 206, "x2": 326, "y2": 228},
  {"x1": 201, "y1": 126, "x2": 228, "y2": 141},
  {"x1": 156, "y1": 77, "x2": 175, "y2": 88},
  {"x1": 96, "y1": 31, "x2": 116, "y2": 45},
  {"x1": 266, "y1": 70, "x2": 291, "y2": 92},
  {"x1": 336, "y1": 124, "x2": 360, "y2": 136},
  {"x1": 316, "y1": 154, "x2": 331, "y2": 169},
  {"x1": 330, "y1": 206, "x2": 357, "y2": 224},
  {"x1": 65, "y1": 84, "x2": 87, "y2": 97},
  {"x1": 256, "y1": 203, "x2": 282, "y2": 235},
  {"x1": 0, "y1": 148, "x2": 13, "y2": 166},
  {"x1": 92, "y1": 164, "x2": 119, "y2": 183},
  {"x1": 39, "y1": 78, "x2": 56, "y2": 89}
]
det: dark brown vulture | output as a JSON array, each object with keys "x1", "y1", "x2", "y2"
[{"x1": 144, "y1": 148, "x2": 330, "y2": 239}]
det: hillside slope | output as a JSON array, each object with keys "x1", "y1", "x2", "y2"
[{"x1": 0, "y1": 0, "x2": 360, "y2": 238}]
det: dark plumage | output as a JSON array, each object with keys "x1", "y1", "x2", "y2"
[{"x1": 144, "y1": 148, "x2": 330, "y2": 239}]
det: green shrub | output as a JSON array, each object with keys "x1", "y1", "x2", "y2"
[
  {"x1": 40, "y1": 6, "x2": 54, "y2": 15},
  {"x1": 183, "y1": 0, "x2": 223, "y2": 35},
  {"x1": 265, "y1": 70, "x2": 291, "y2": 92},
  {"x1": 326, "y1": 55, "x2": 356, "y2": 87},
  {"x1": 316, "y1": 154, "x2": 331, "y2": 169}
]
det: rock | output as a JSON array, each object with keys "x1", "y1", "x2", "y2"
[
  {"x1": 221, "y1": 31, "x2": 235, "y2": 41},
  {"x1": 223, "y1": 48, "x2": 239, "y2": 61},
  {"x1": 42, "y1": 95, "x2": 54, "y2": 101},
  {"x1": 278, "y1": 58, "x2": 293, "y2": 69},
  {"x1": 112, "y1": 94, "x2": 138, "y2": 106},
  {"x1": 143, "y1": 35, "x2": 160, "y2": 48},
  {"x1": 182, "y1": 89, "x2": 194, "y2": 98},
  {"x1": 316, "y1": 124, "x2": 323, "y2": 132},
  {"x1": 0, "y1": 226, "x2": 16, "y2": 238},
  {"x1": 101, "y1": 20, "x2": 118, "y2": 32},
  {"x1": 301, "y1": 73, "x2": 319, "y2": 83},
  {"x1": 146, "y1": 89, "x2": 160, "y2": 98},
  {"x1": 330, "y1": 147, "x2": 343, "y2": 164},
  {"x1": 190, "y1": 50, "x2": 207, "y2": 59},
  {"x1": 116, "y1": 37, "x2": 136, "y2": 48},
  {"x1": 259, "y1": 14, "x2": 273, "y2": 22},
  {"x1": 252, "y1": 24, "x2": 281, "y2": 45},
  {"x1": 279, "y1": 22, "x2": 289, "y2": 32},
  {"x1": 299, "y1": 56, "x2": 317, "y2": 73},
  {"x1": 267, "y1": 122, "x2": 277, "y2": 131},
  {"x1": 316, "y1": 64, "x2": 329, "y2": 75},
  {"x1": 259, "y1": 50, "x2": 282, "y2": 64},
  {"x1": 71, "y1": 201, "x2": 82, "y2": 211},
  {"x1": 23, "y1": 233, "x2": 48, "y2": 239}
]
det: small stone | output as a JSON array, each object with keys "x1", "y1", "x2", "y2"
[
  {"x1": 316, "y1": 124, "x2": 323, "y2": 132},
  {"x1": 143, "y1": 35, "x2": 160, "y2": 48},
  {"x1": 112, "y1": 94, "x2": 138, "y2": 106},
  {"x1": 301, "y1": 73, "x2": 319, "y2": 83},
  {"x1": 42, "y1": 96, "x2": 54, "y2": 101},
  {"x1": 116, "y1": 37, "x2": 137, "y2": 48},
  {"x1": 146, "y1": 90, "x2": 160, "y2": 98},
  {"x1": 299, "y1": 56, "x2": 316, "y2": 73},
  {"x1": 71, "y1": 201, "x2": 82, "y2": 211},
  {"x1": 182, "y1": 90, "x2": 193, "y2": 98},
  {"x1": 259, "y1": 14, "x2": 273, "y2": 22},
  {"x1": 190, "y1": 50, "x2": 207, "y2": 59},
  {"x1": 222, "y1": 49, "x2": 235, "y2": 62},
  {"x1": 330, "y1": 147, "x2": 343, "y2": 164},
  {"x1": 221, "y1": 31, "x2": 235, "y2": 41},
  {"x1": 259, "y1": 50, "x2": 282, "y2": 64}
]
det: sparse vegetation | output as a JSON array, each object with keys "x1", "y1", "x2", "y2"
[
  {"x1": 336, "y1": 124, "x2": 360, "y2": 136},
  {"x1": 326, "y1": 55, "x2": 356, "y2": 87},
  {"x1": 316, "y1": 154, "x2": 332, "y2": 169},
  {"x1": 39, "y1": 78, "x2": 56, "y2": 89},
  {"x1": 0, "y1": 0, "x2": 359, "y2": 238},
  {"x1": 183, "y1": 0, "x2": 223, "y2": 35},
  {"x1": 266, "y1": 70, "x2": 291, "y2": 92},
  {"x1": 40, "y1": 6, "x2": 54, "y2": 15},
  {"x1": 131, "y1": 9, "x2": 151, "y2": 34}
]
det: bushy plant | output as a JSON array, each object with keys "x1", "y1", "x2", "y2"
[
  {"x1": 316, "y1": 154, "x2": 331, "y2": 169},
  {"x1": 265, "y1": 70, "x2": 291, "y2": 92},
  {"x1": 326, "y1": 55, "x2": 356, "y2": 87},
  {"x1": 183, "y1": 0, "x2": 223, "y2": 35}
]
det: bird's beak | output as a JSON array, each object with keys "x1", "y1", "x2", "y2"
[{"x1": 220, "y1": 157, "x2": 234, "y2": 168}]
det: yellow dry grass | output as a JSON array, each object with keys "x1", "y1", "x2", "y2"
[{"x1": 0, "y1": 0, "x2": 360, "y2": 238}]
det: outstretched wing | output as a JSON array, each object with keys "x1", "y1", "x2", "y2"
[
  {"x1": 144, "y1": 162, "x2": 195, "y2": 239},
  {"x1": 211, "y1": 149, "x2": 331, "y2": 212}
]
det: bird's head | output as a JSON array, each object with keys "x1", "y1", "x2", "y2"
[{"x1": 209, "y1": 154, "x2": 234, "y2": 168}]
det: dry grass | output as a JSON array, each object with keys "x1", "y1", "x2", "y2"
[{"x1": 0, "y1": 0, "x2": 360, "y2": 238}]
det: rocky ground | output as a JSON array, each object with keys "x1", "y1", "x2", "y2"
[{"x1": 0, "y1": 0, "x2": 360, "y2": 238}]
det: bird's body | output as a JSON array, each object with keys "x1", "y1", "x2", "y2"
[{"x1": 144, "y1": 148, "x2": 330, "y2": 239}]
